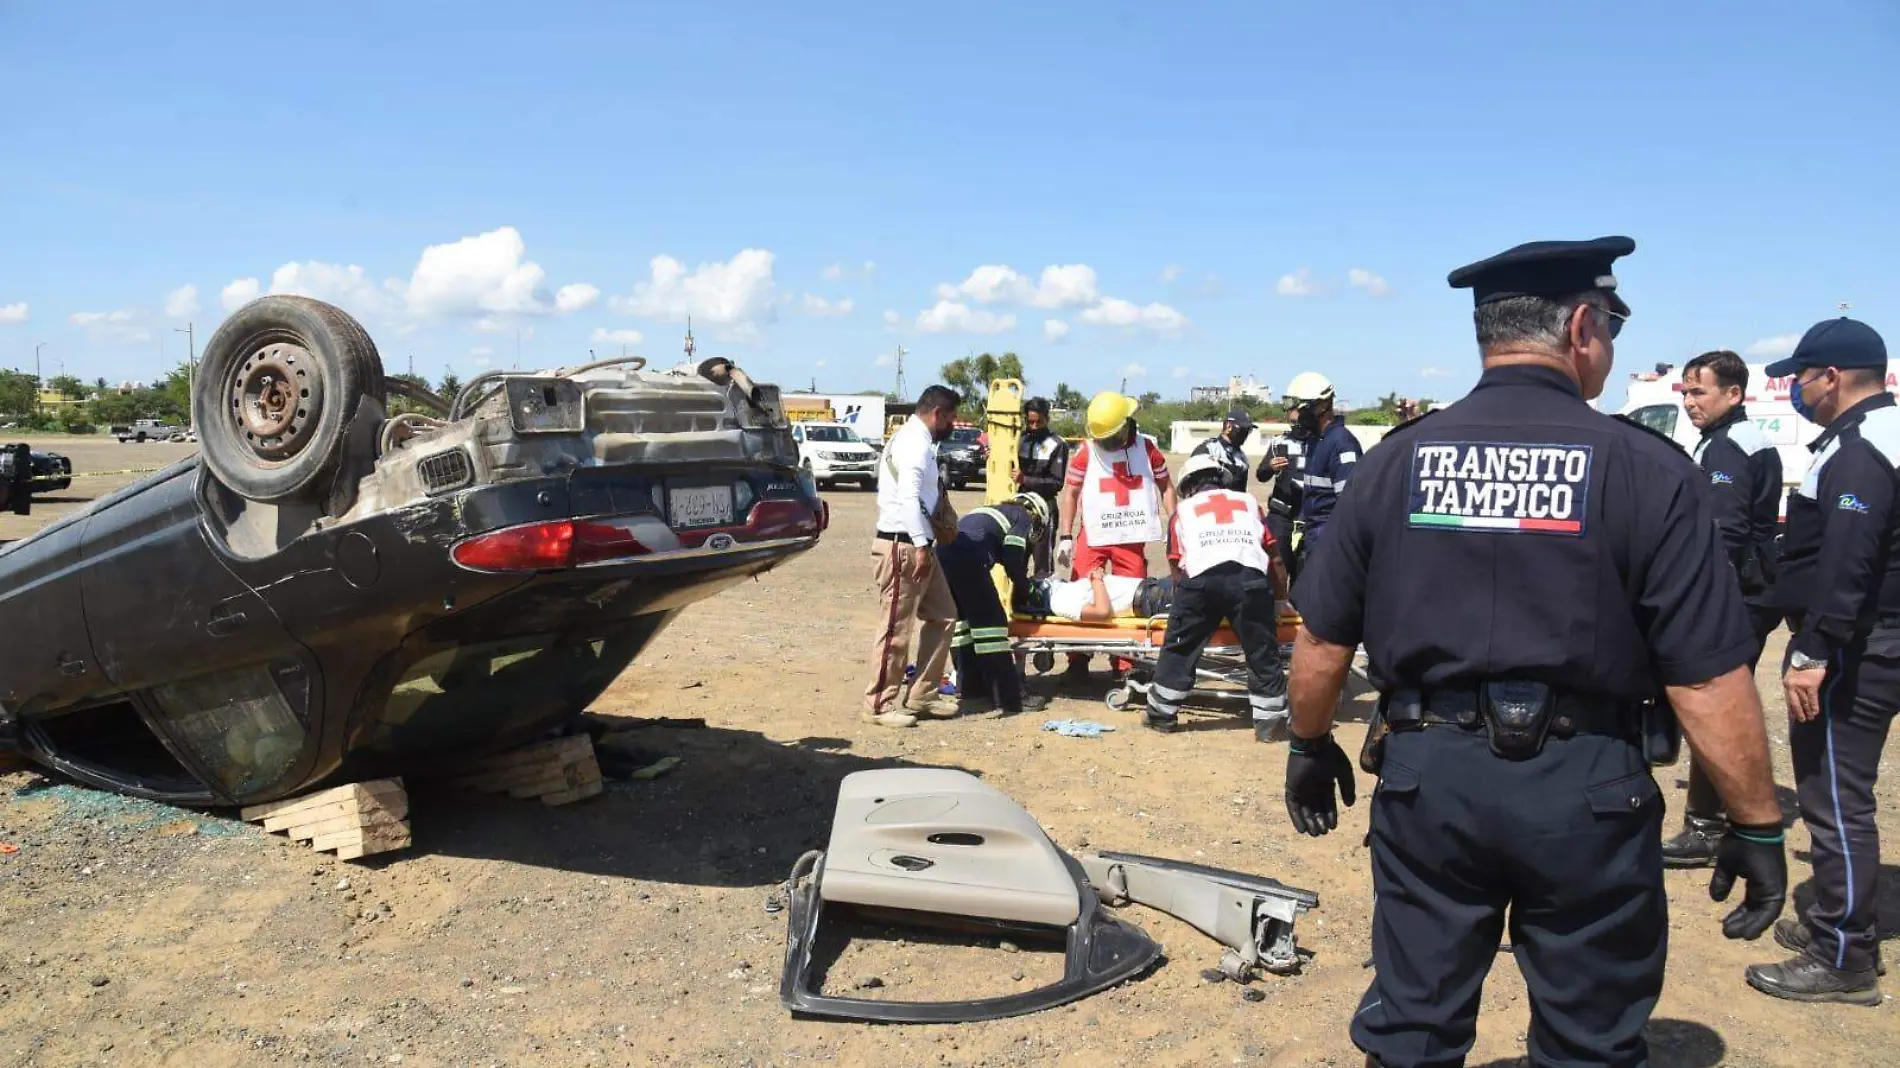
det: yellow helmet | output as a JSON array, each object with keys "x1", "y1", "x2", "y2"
[
  {"x1": 1086, "y1": 391, "x2": 1140, "y2": 441},
  {"x1": 1282, "y1": 371, "x2": 1335, "y2": 408}
]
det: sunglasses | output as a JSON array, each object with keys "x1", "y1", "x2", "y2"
[{"x1": 1596, "y1": 306, "x2": 1627, "y2": 340}]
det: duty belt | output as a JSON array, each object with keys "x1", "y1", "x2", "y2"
[{"x1": 1381, "y1": 686, "x2": 1634, "y2": 740}]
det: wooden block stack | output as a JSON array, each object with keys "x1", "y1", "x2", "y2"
[
  {"x1": 447, "y1": 734, "x2": 603, "y2": 806},
  {"x1": 240, "y1": 778, "x2": 412, "y2": 861}
]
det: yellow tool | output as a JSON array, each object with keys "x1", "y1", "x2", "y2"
[{"x1": 984, "y1": 379, "x2": 1024, "y2": 612}]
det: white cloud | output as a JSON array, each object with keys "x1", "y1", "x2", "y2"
[
  {"x1": 1348, "y1": 268, "x2": 1390, "y2": 298},
  {"x1": 1172, "y1": 366, "x2": 1190, "y2": 379},
  {"x1": 916, "y1": 300, "x2": 1016, "y2": 334},
  {"x1": 934, "y1": 264, "x2": 1099, "y2": 309},
  {"x1": 1277, "y1": 267, "x2": 1318, "y2": 297},
  {"x1": 1745, "y1": 334, "x2": 1801, "y2": 359},
  {"x1": 1123, "y1": 363, "x2": 1148, "y2": 379},
  {"x1": 1160, "y1": 265, "x2": 1183, "y2": 283},
  {"x1": 221, "y1": 278, "x2": 261, "y2": 311},
  {"x1": 882, "y1": 309, "x2": 901, "y2": 329},
  {"x1": 874, "y1": 352, "x2": 894, "y2": 367},
  {"x1": 590, "y1": 328, "x2": 645, "y2": 345},
  {"x1": 403, "y1": 226, "x2": 552, "y2": 318},
  {"x1": 70, "y1": 307, "x2": 150, "y2": 344},
  {"x1": 267, "y1": 260, "x2": 395, "y2": 316},
  {"x1": 609, "y1": 249, "x2": 778, "y2": 340},
  {"x1": 163, "y1": 284, "x2": 200, "y2": 319},
  {"x1": 1044, "y1": 319, "x2": 1071, "y2": 343},
  {"x1": 1420, "y1": 366, "x2": 1450, "y2": 379},
  {"x1": 470, "y1": 346, "x2": 495, "y2": 358},
  {"x1": 815, "y1": 359, "x2": 828, "y2": 369},
  {"x1": 1079, "y1": 297, "x2": 1189, "y2": 333},
  {"x1": 555, "y1": 283, "x2": 600, "y2": 314},
  {"x1": 0, "y1": 302, "x2": 26, "y2": 324},
  {"x1": 801, "y1": 293, "x2": 855, "y2": 316},
  {"x1": 822, "y1": 261, "x2": 876, "y2": 282}
]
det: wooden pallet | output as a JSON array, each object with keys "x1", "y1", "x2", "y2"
[
  {"x1": 239, "y1": 778, "x2": 412, "y2": 861},
  {"x1": 446, "y1": 734, "x2": 603, "y2": 806}
]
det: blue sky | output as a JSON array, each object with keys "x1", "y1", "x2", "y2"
[{"x1": 2, "y1": 1, "x2": 1896, "y2": 410}]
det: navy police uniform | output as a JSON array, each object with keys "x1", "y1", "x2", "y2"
[
  {"x1": 1668, "y1": 404, "x2": 1786, "y2": 848},
  {"x1": 1189, "y1": 409, "x2": 1256, "y2": 493},
  {"x1": 939, "y1": 502, "x2": 1039, "y2": 716},
  {"x1": 1763, "y1": 317, "x2": 1898, "y2": 988},
  {"x1": 1017, "y1": 415, "x2": 1070, "y2": 576},
  {"x1": 1296, "y1": 414, "x2": 1359, "y2": 564},
  {"x1": 1293, "y1": 237, "x2": 1760, "y2": 1067},
  {"x1": 1258, "y1": 424, "x2": 1317, "y2": 581}
]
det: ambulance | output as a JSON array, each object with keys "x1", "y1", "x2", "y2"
[{"x1": 1616, "y1": 359, "x2": 1900, "y2": 499}]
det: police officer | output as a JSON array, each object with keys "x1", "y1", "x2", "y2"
[
  {"x1": 1281, "y1": 372, "x2": 1358, "y2": 572},
  {"x1": 1144, "y1": 452, "x2": 1291, "y2": 740},
  {"x1": 1257, "y1": 407, "x2": 1318, "y2": 583},
  {"x1": 1189, "y1": 408, "x2": 1255, "y2": 493},
  {"x1": 1745, "y1": 317, "x2": 1895, "y2": 1005},
  {"x1": 1015, "y1": 396, "x2": 1070, "y2": 577},
  {"x1": 1282, "y1": 237, "x2": 1789, "y2": 1067},
  {"x1": 939, "y1": 492, "x2": 1055, "y2": 719},
  {"x1": 1663, "y1": 349, "x2": 1787, "y2": 868}
]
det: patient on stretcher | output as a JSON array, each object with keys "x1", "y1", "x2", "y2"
[{"x1": 1016, "y1": 568, "x2": 1176, "y2": 622}]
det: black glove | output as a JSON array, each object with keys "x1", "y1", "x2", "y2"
[
  {"x1": 1708, "y1": 821, "x2": 1787, "y2": 940},
  {"x1": 1284, "y1": 729, "x2": 1357, "y2": 836}
]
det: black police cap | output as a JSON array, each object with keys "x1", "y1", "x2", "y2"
[
  {"x1": 1447, "y1": 236, "x2": 1634, "y2": 316},
  {"x1": 1763, "y1": 317, "x2": 1888, "y2": 378},
  {"x1": 1224, "y1": 408, "x2": 1255, "y2": 429}
]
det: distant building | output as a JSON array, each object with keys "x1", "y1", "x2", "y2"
[
  {"x1": 1188, "y1": 385, "x2": 1228, "y2": 405},
  {"x1": 1188, "y1": 376, "x2": 1274, "y2": 406}
]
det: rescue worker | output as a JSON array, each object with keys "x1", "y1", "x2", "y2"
[
  {"x1": 1257, "y1": 407, "x2": 1319, "y2": 584},
  {"x1": 1281, "y1": 372, "x2": 1358, "y2": 574},
  {"x1": 1054, "y1": 391, "x2": 1177, "y2": 682},
  {"x1": 1189, "y1": 408, "x2": 1255, "y2": 492},
  {"x1": 1746, "y1": 316, "x2": 1895, "y2": 1005},
  {"x1": 939, "y1": 492, "x2": 1055, "y2": 718},
  {"x1": 1663, "y1": 349, "x2": 1787, "y2": 868},
  {"x1": 1014, "y1": 396, "x2": 1070, "y2": 577},
  {"x1": 1145, "y1": 452, "x2": 1291, "y2": 741},
  {"x1": 864, "y1": 384, "x2": 963, "y2": 728},
  {"x1": 1284, "y1": 236, "x2": 1788, "y2": 1067}
]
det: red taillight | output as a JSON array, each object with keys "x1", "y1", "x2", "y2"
[{"x1": 452, "y1": 519, "x2": 652, "y2": 572}]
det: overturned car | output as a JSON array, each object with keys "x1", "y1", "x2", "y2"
[{"x1": 0, "y1": 296, "x2": 826, "y2": 807}]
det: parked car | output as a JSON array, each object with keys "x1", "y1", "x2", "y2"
[
  {"x1": 0, "y1": 443, "x2": 34, "y2": 517},
  {"x1": 791, "y1": 421, "x2": 879, "y2": 489},
  {"x1": 113, "y1": 419, "x2": 182, "y2": 443},
  {"x1": 0, "y1": 296, "x2": 826, "y2": 808},
  {"x1": 936, "y1": 425, "x2": 988, "y2": 490}
]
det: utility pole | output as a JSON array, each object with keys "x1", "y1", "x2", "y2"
[
  {"x1": 683, "y1": 316, "x2": 696, "y2": 362},
  {"x1": 893, "y1": 344, "x2": 907, "y2": 399},
  {"x1": 33, "y1": 342, "x2": 44, "y2": 419},
  {"x1": 174, "y1": 322, "x2": 195, "y2": 422}
]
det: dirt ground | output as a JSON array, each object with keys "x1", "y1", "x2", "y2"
[{"x1": 1, "y1": 436, "x2": 1895, "y2": 1067}]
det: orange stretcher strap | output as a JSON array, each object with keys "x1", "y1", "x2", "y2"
[{"x1": 1009, "y1": 610, "x2": 1300, "y2": 646}]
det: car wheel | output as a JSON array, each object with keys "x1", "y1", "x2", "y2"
[
  {"x1": 136, "y1": 433, "x2": 147, "y2": 443},
  {"x1": 194, "y1": 295, "x2": 385, "y2": 504}
]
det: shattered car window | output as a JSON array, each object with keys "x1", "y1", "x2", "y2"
[{"x1": 149, "y1": 665, "x2": 307, "y2": 797}]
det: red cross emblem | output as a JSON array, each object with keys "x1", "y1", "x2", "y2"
[
  {"x1": 1194, "y1": 494, "x2": 1250, "y2": 524},
  {"x1": 1097, "y1": 460, "x2": 1143, "y2": 507}
]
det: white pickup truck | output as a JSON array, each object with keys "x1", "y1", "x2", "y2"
[
  {"x1": 791, "y1": 421, "x2": 880, "y2": 490},
  {"x1": 113, "y1": 419, "x2": 182, "y2": 443}
]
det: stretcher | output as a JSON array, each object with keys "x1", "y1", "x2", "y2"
[{"x1": 1009, "y1": 609, "x2": 1370, "y2": 715}]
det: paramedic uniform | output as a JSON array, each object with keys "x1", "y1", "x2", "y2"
[
  {"x1": 1145, "y1": 488, "x2": 1286, "y2": 731},
  {"x1": 939, "y1": 502, "x2": 1037, "y2": 715},
  {"x1": 1065, "y1": 434, "x2": 1173, "y2": 672}
]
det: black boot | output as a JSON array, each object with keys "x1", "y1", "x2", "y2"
[
  {"x1": 1660, "y1": 813, "x2": 1727, "y2": 869},
  {"x1": 1745, "y1": 954, "x2": 1883, "y2": 1006},
  {"x1": 1142, "y1": 709, "x2": 1178, "y2": 733},
  {"x1": 1252, "y1": 717, "x2": 1290, "y2": 744},
  {"x1": 1775, "y1": 918, "x2": 1887, "y2": 977},
  {"x1": 1020, "y1": 693, "x2": 1051, "y2": 714}
]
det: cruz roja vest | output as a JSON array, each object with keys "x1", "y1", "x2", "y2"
[
  {"x1": 1174, "y1": 488, "x2": 1272, "y2": 578},
  {"x1": 1080, "y1": 438, "x2": 1164, "y2": 546}
]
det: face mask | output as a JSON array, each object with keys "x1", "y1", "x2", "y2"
[
  {"x1": 1295, "y1": 407, "x2": 1321, "y2": 431},
  {"x1": 1228, "y1": 427, "x2": 1252, "y2": 448},
  {"x1": 1791, "y1": 377, "x2": 1818, "y2": 422}
]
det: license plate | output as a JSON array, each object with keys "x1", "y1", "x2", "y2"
[{"x1": 668, "y1": 483, "x2": 734, "y2": 529}]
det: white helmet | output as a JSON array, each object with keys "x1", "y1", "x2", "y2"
[
  {"x1": 1012, "y1": 491, "x2": 1051, "y2": 529},
  {"x1": 1177, "y1": 451, "x2": 1226, "y2": 494},
  {"x1": 1282, "y1": 371, "x2": 1336, "y2": 407}
]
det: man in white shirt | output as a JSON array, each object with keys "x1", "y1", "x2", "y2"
[
  {"x1": 865, "y1": 385, "x2": 963, "y2": 728},
  {"x1": 1017, "y1": 569, "x2": 1176, "y2": 622}
]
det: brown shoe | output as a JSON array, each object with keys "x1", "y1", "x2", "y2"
[
  {"x1": 861, "y1": 710, "x2": 918, "y2": 728},
  {"x1": 903, "y1": 694, "x2": 960, "y2": 718}
]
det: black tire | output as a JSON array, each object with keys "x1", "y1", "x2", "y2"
[
  {"x1": 136, "y1": 433, "x2": 147, "y2": 443},
  {"x1": 194, "y1": 295, "x2": 385, "y2": 504}
]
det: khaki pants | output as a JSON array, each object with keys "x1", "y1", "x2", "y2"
[{"x1": 866, "y1": 538, "x2": 956, "y2": 714}]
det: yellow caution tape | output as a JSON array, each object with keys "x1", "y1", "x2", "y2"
[{"x1": 42, "y1": 467, "x2": 165, "y2": 480}]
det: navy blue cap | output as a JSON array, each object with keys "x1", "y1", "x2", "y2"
[
  {"x1": 1763, "y1": 317, "x2": 1888, "y2": 378},
  {"x1": 1224, "y1": 407, "x2": 1255, "y2": 428},
  {"x1": 1448, "y1": 236, "x2": 1634, "y2": 316}
]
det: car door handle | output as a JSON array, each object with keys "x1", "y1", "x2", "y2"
[
  {"x1": 57, "y1": 654, "x2": 87, "y2": 678},
  {"x1": 206, "y1": 606, "x2": 249, "y2": 638}
]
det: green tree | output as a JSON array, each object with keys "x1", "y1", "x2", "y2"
[
  {"x1": 1137, "y1": 390, "x2": 1162, "y2": 408},
  {"x1": 93, "y1": 376, "x2": 109, "y2": 394},
  {"x1": 0, "y1": 370, "x2": 38, "y2": 420},
  {"x1": 438, "y1": 371, "x2": 464, "y2": 403},
  {"x1": 48, "y1": 374, "x2": 87, "y2": 399},
  {"x1": 1052, "y1": 382, "x2": 1086, "y2": 411},
  {"x1": 386, "y1": 372, "x2": 441, "y2": 417},
  {"x1": 940, "y1": 352, "x2": 1026, "y2": 413}
]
